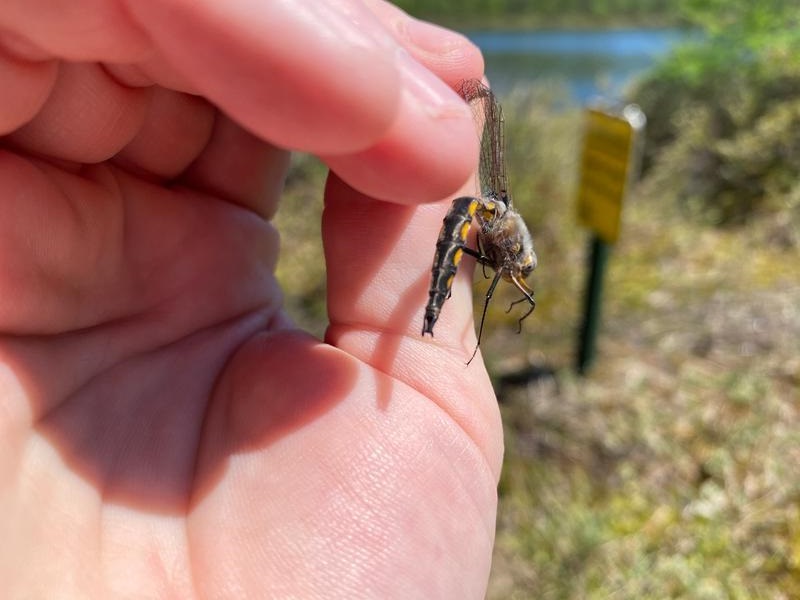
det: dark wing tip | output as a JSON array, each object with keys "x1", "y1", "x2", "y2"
[{"x1": 458, "y1": 78, "x2": 490, "y2": 103}]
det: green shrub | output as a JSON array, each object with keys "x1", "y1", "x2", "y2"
[{"x1": 632, "y1": 0, "x2": 800, "y2": 226}]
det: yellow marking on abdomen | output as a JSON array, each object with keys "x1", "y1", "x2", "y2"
[
  {"x1": 453, "y1": 248, "x2": 464, "y2": 266},
  {"x1": 459, "y1": 221, "x2": 471, "y2": 241}
]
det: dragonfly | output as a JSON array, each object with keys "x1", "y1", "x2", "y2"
[{"x1": 422, "y1": 79, "x2": 538, "y2": 364}]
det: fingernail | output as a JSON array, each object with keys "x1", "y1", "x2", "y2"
[{"x1": 395, "y1": 48, "x2": 466, "y2": 117}]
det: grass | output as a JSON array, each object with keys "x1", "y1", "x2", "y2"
[{"x1": 272, "y1": 84, "x2": 800, "y2": 598}]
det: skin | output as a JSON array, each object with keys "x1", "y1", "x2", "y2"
[{"x1": 0, "y1": 1, "x2": 503, "y2": 598}]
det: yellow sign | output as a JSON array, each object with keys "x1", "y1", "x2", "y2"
[{"x1": 576, "y1": 106, "x2": 645, "y2": 244}]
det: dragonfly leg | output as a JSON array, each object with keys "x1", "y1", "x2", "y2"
[
  {"x1": 461, "y1": 245, "x2": 490, "y2": 265},
  {"x1": 506, "y1": 274, "x2": 536, "y2": 334},
  {"x1": 476, "y1": 238, "x2": 490, "y2": 279},
  {"x1": 462, "y1": 245, "x2": 493, "y2": 279},
  {"x1": 468, "y1": 270, "x2": 503, "y2": 365}
]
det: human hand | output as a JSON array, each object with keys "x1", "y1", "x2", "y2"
[{"x1": 0, "y1": 1, "x2": 502, "y2": 598}]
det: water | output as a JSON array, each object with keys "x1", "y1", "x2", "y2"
[{"x1": 466, "y1": 28, "x2": 695, "y2": 103}]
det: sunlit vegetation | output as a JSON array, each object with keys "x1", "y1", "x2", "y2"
[
  {"x1": 635, "y1": 0, "x2": 800, "y2": 226},
  {"x1": 394, "y1": 0, "x2": 685, "y2": 28},
  {"x1": 489, "y1": 92, "x2": 799, "y2": 596}
]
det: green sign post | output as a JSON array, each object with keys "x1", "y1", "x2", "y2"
[{"x1": 576, "y1": 105, "x2": 645, "y2": 374}]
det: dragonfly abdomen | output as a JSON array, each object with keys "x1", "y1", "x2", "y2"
[{"x1": 422, "y1": 196, "x2": 478, "y2": 336}]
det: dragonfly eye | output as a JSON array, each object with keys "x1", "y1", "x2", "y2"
[{"x1": 520, "y1": 253, "x2": 537, "y2": 277}]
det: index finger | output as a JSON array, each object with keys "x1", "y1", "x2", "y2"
[
  {"x1": 126, "y1": 0, "x2": 482, "y2": 203},
  {"x1": 1, "y1": 0, "x2": 482, "y2": 203}
]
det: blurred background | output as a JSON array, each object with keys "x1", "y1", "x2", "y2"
[{"x1": 274, "y1": 1, "x2": 800, "y2": 597}]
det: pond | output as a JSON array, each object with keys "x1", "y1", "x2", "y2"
[{"x1": 465, "y1": 28, "x2": 695, "y2": 103}]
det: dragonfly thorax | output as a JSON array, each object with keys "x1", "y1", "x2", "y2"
[{"x1": 478, "y1": 203, "x2": 537, "y2": 279}]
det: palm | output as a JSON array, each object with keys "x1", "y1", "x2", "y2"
[{"x1": 0, "y1": 2, "x2": 501, "y2": 598}]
